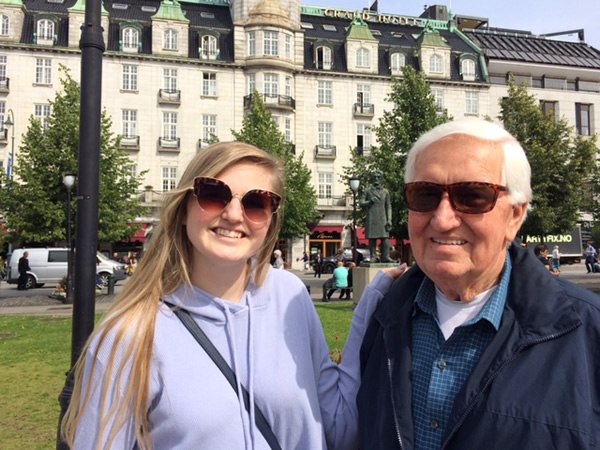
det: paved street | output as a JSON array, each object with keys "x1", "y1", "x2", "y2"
[{"x1": 0, "y1": 261, "x2": 599, "y2": 316}]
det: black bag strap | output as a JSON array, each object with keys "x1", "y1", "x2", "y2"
[{"x1": 163, "y1": 301, "x2": 282, "y2": 450}]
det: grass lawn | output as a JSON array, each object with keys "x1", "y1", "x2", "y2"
[{"x1": 0, "y1": 303, "x2": 354, "y2": 448}]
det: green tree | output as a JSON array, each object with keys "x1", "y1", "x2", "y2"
[
  {"x1": 0, "y1": 66, "x2": 147, "y2": 246},
  {"x1": 499, "y1": 76, "x2": 597, "y2": 237},
  {"x1": 343, "y1": 66, "x2": 450, "y2": 238},
  {"x1": 232, "y1": 92, "x2": 319, "y2": 238}
]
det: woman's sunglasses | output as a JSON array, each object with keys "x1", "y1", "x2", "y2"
[
  {"x1": 403, "y1": 181, "x2": 507, "y2": 214},
  {"x1": 192, "y1": 177, "x2": 281, "y2": 224}
]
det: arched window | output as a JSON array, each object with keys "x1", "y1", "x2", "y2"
[
  {"x1": 200, "y1": 35, "x2": 218, "y2": 60},
  {"x1": 429, "y1": 54, "x2": 443, "y2": 73},
  {"x1": 316, "y1": 46, "x2": 332, "y2": 70},
  {"x1": 390, "y1": 52, "x2": 405, "y2": 75},
  {"x1": 0, "y1": 15, "x2": 9, "y2": 36},
  {"x1": 37, "y1": 19, "x2": 54, "y2": 42},
  {"x1": 163, "y1": 29, "x2": 178, "y2": 50},
  {"x1": 356, "y1": 47, "x2": 370, "y2": 68},
  {"x1": 461, "y1": 58, "x2": 476, "y2": 80},
  {"x1": 122, "y1": 27, "x2": 139, "y2": 53}
]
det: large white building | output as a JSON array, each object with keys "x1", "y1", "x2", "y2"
[{"x1": 1, "y1": 0, "x2": 599, "y2": 267}]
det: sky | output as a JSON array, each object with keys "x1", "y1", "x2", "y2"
[{"x1": 301, "y1": 0, "x2": 600, "y2": 50}]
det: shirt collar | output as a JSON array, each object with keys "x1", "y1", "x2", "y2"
[{"x1": 414, "y1": 252, "x2": 512, "y2": 331}]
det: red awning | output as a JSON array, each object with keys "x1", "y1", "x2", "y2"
[
  {"x1": 128, "y1": 223, "x2": 147, "y2": 243},
  {"x1": 310, "y1": 225, "x2": 343, "y2": 234},
  {"x1": 356, "y1": 227, "x2": 399, "y2": 246}
]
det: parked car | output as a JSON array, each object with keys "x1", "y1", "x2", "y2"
[
  {"x1": 322, "y1": 248, "x2": 370, "y2": 274},
  {"x1": 7, "y1": 248, "x2": 127, "y2": 289}
]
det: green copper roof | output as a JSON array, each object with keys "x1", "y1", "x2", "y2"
[
  {"x1": 417, "y1": 22, "x2": 449, "y2": 47},
  {"x1": 0, "y1": 0, "x2": 24, "y2": 6},
  {"x1": 68, "y1": 0, "x2": 108, "y2": 14},
  {"x1": 346, "y1": 16, "x2": 376, "y2": 41},
  {"x1": 153, "y1": 0, "x2": 190, "y2": 22}
]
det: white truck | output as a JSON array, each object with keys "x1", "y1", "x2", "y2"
[{"x1": 522, "y1": 225, "x2": 584, "y2": 264}]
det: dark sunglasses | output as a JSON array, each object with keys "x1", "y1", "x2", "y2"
[
  {"x1": 192, "y1": 177, "x2": 281, "y2": 223},
  {"x1": 403, "y1": 181, "x2": 507, "y2": 214}
]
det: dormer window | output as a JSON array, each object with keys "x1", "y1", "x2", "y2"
[
  {"x1": 122, "y1": 27, "x2": 139, "y2": 53},
  {"x1": 200, "y1": 35, "x2": 218, "y2": 60},
  {"x1": 316, "y1": 45, "x2": 332, "y2": 70},
  {"x1": 390, "y1": 52, "x2": 405, "y2": 75},
  {"x1": 0, "y1": 15, "x2": 9, "y2": 36},
  {"x1": 37, "y1": 19, "x2": 55, "y2": 45},
  {"x1": 429, "y1": 54, "x2": 443, "y2": 74},
  {"x1": 461, "y1": 58, "x2": 476, "y2": 81},
  {"x1": 163, "y1": 29, "x2": 178, "y2": 51},
  {"x1": 356, "y1": 47, "x2": 370, "y2": 68}
]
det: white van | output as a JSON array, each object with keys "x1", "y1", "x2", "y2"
[{"x1": 7, "y1": 248, "x2": 127, "y2": 289}]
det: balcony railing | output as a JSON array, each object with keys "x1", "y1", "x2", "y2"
[
  {"x1": 315, "y1": 61, "x2": 333, "y2": 70},
  {"x1": 314, "y1": 145, "x2": 336, "y2": 159},
  {"x1": 158, "y1": 89, "x2": 181, "y2": 105},
  {"x1": 0, "y1": 77, "x2": 9, "y2": 93},
  {"x1": 244, "y1": 93, "x2": 295, "y2": 110},
  {"x1": 354, "y1": 103, "x2": 375, "y2": 118},
  {"x1": 356, "y1": 146, "x2": 372, "y2": 157},
  {"x1": 120, "y1": 135, "x2": 140, "y2": 149},
  {"x1": 199, "y1": 49, "x2": 219, "y2": 60},
  {"x1": 158, "y1": 137, "x2": 180, "y2": 151}
]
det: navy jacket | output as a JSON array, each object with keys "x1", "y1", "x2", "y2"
[{"x1": 358, "y1": 244, "x2": 600, "y2": 449}]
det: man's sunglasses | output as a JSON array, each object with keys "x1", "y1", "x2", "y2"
[
  {"x1": 192, "y1": 177, "x2": 281, "y2": 224},
  {"x1": 403, "y1": 181, "x2": 507, "y2": 214}
]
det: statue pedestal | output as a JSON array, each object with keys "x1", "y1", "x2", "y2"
[{"x1": 353, "y1": 263, "x2": 398, "y2": 306}]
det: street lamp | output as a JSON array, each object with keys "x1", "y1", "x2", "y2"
[
  {"x1": 3, "y1": 109, "x2": 14, "y2": 180},
  {"x1": 63, "y1": 172, "x2": 76, "y2": 305},
  {"x1": 349, "y1": 174, "x2": 360, "y2": 264}
]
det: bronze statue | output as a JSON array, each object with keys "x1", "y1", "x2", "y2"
[{"x1": 360, "y1": 170, "x2": 393, "y2": 262}]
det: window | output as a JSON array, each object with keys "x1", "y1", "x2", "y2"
[
  {"x1": 390, "y1": 52, "x2": 405, "y2": 75},
  {"x1": 264, "y1": 73, "x2": 278, "y2": 96},
  {"x1": 461, "y1": 59, "x2": 475, "y2": 79},
  {"x1": 318, "y1": 172, "x2": 333, "y2": 199},
  {"x1": 0, "y1": 101, "x2": 5, "y2": 128},
  {"x1": 162, "y1": 166, "x2": 177, "y2": 192},
  {"x1": 356, "y1": 47, "x2": 370, "y2": 68},
  {"x1": 122, "y1": 109, "x2": 137, "y2": 138},
  {"x1": 247, "y1": 73, "x2": 256, "y2": 95},
  {"x1": 264, "y1": 31, "x2": 279, "y2": 56},
  {"x1": 357, "y1": 123, "x2": 371, "y2": 152},
  {"x1": 0, "y1": 15, "x2": 8, "y2": 36},
  {"x1": 200, "y1": 35, "x2": 218, "y2": 59},
  {"x1": 357, "y1": 84, "x2": 371, "y2": 106},
  {"x1": 163, "y1": 68, "x2": 177, "y2": 92},
  {"x1": 540, "y1": 100, "x2": 558, "y2": 117},
  {"x1": 0, "y1": 55, "x2": 6, "y2": 82},
  {"x1": 318, "y1": 122, "x2": 333, "y2": 147},
  {"x1": 202, "y1": 72, "x2": 217, "y2": 97},
  {"x1": 202, "y1": 114, "x2": 217, "y2": 142},
  {"x1": 35, "y1": 58, "x2": 52, "y2": 84},
  {"x1": 248, "y1": 31, "x2": 256, "y2": 56},
  {"x1": 284, "y1": 118, "x2": 292, "y2": 143},
  {"x1": 432, "y1": 88, "x2": 444, "y2": 112},
  {"x1": 316, "y1": 46, "x2": 332, "y2": 70},
  {"x1": 163, "y1": 29, "x2": 178, "y2": 50},
  {"x1": 37, "y1": 19, "x2": 54, "y2": 41},
  {"x1": 163, "y1": 112, "x2": 177, "y2": 140},
  {"x1": 576, "y1": 103, "x2": 592, "y2": 136},
  {"x1": 285, "y1": 34, "x2": 292, "y2": 59},
  {"x1": 429, "y1": 54, "x2": 443, "y2": 73},
  {"x1": 122, "y1": 65, "x2": 138, "y2": 91},
  {"x1": 285, "y1": 77, "x2": 291, "y2": 97},
  {"x1": 122, "y1": 27, "x2": 139, "y2": 52},
  {"x1": 318, "y1": 80, "x2": 332, "y2": 105},
  {"x1": 34, "y1": 104, "x2": 51, "y2": 129},
  {"x1": 465, "y1": 91, "x2": 479, "y2": 114}
]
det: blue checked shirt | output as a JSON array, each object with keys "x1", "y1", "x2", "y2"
[{"x1": 411, "y1": 256, "x2": 511, "y2": 450}]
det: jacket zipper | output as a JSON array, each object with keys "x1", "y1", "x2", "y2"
[
  {"x1": 441, "y1": 324, "x2": 581, "y2": 449},
  {"x1": 387, "y1": 358, "x2": 403, "y2": 449}
]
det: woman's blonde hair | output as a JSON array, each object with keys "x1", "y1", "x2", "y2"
[{"x1": 61, "y1": 142, "x2": 285, "y2": 449}]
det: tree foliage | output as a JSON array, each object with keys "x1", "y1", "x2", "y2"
[
  {"x1": 343, "y1": 66, "x2": 450, "y2": 238},
  {"x1": 231, "y1": 92, "x2": 319, "y2": 239},
  {"x1": 0, "y1": 66, "x2": 147, "y2": 246},
  {"x1": 499, "y1": 76, "x2": 598, "y2": 237}
]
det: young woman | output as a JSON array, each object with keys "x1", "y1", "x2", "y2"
[{"x1": 61, "y1": 142, "x2": 404, "y2": 449}]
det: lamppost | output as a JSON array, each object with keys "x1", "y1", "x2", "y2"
[
  {"x1": 63, "y1": 173, "x2": 76, "y2": 305},
  {"x1": 349, "y1": 174, "x2": 360, "y2": 264},
  {"x1": 3, "y1": 108, "x2": 15, "y2": 180}
]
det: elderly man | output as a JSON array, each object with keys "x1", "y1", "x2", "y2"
[{"x1": 357, "y1": 119, "x2": 600, "y2": 449}]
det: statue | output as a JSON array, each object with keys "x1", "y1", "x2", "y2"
[{"x1": 359, "y1": 170, "x2": 393, "y2": 262}]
